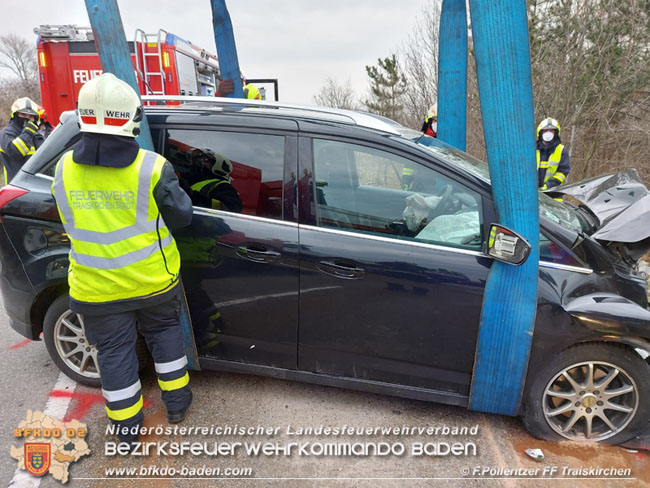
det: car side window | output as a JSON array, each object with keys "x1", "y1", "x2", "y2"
[
  {"x1": 313, "y1": 139, "x2": 483, "y2": 250},
  {"x1": 163, "y1": 129, "x2": 285, "y2": 219},
  {"x1": 539, "y1": 232, "x2": 585, "y2": 267}
]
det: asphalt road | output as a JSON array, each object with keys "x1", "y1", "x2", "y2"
[{"x1": 1, "y1": 295, "x2": 648, "y2": 487}]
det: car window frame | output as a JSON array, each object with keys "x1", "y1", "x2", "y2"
[{"x1": 150, "y1": 122, "x2": 299, "y2": 223}]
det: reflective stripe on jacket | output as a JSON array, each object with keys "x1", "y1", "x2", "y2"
[
  {"x1": 0, "y1": 120, "x2": 42, "y2": 181},
  {"x1": 191, "y1": 179, "x2": 228, "y2": 209},
  {"x1": 537, "y1": 144, "x2": 567, "y2": 188},
  {"x1": 52, "y1": 148, "x2": 181, "y2": 303}
]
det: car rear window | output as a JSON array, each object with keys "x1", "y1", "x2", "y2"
[
  {"x1": 22, "y1": 112, "x2": 81, "y2": 177},
  {"x1": 161, "y1": 129, "x2": 286, "y2": 220}
]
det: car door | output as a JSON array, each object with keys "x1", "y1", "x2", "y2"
[
  {"x1": 297, "y1": 136, "x2": 491, "y2": 396},
  {"x1": 156, "y1": 122, "x2": 299, "y2": 369}
]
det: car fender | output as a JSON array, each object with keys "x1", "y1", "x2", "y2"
[{"x1": 564, "y1": 292, "x2": 650, "y2": 356}]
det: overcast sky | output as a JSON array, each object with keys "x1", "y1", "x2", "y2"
[{"x1": 0, "y1": 0, "x2": 430, "y2": 104}]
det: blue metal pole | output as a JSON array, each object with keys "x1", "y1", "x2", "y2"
[
  {"x1": 84, "y1": 0, "x2": 154, "y2": 150},
  {"x1": 83, "y1": 0, "x2": 199, "y2": 370},
  {"x1": 210, "y1": 0, "x2": 244, "y2": 98},
  {"x1": 467, "y1": 0, "x2": 539, "y2": 415},
  {"x1": 438, "y1": 0, "x2": 468, "y2": 150}
]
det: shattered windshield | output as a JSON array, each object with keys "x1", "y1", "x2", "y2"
[{"x1": 412, "y1": 135, "x2": 584, "y2": 233}]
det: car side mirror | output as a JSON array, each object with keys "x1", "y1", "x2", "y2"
[{"x1": 488, "y1": 224, "x2": 532, "y2": 265}]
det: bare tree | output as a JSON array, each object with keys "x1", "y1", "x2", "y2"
[
  {"x1": 400, "y1": 0, "x2": 443, "y2": 130},
  {"x1": 0, "y1": 33, "x2": 38, "y2": 83},
  {"x1": 313, "y1": 78, "x2": 359, "y2": 110},
  {"x1": 0, "y1": 34, "x2": 40, "y2": 126}
]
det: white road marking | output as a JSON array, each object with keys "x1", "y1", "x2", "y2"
[{"x1": 9, "y1": 372, "x2": 77, "y2": 488}]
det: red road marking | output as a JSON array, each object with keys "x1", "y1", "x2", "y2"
[
  {"x1": 49, "y1": 390, "x2": 154, "y2": 421},
  {"x1": 9, "y1": 339, "x2": 32, "y2": 350}
]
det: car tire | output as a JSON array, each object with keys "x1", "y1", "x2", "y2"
[
  {"x1": 522, "y1": 342, "x2": 650, "y2": 444},
  {"x1": 43, "y1": 294, "x2": 149, "y2": 388}
]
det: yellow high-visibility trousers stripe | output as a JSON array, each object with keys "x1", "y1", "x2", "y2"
[
  {"x1": 105, "y1": 395, "x2": 143, "y2": 421},
  {"x1": 158, "y1": 372, "x2": 190, "y2": 391}
]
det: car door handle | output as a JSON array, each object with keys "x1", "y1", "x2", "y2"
[
  {"x1": 317, "y1": 260, "x2": 365, "y2": 279},
  {"x1": 236, "y1": 244, "x2": 281, "y2": 263}
]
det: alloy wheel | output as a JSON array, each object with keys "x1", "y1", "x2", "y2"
[
  {"x1": 52, "y1": 310, "x2": 100, "y2": 379},
  {"x1": 542, "y1": 360, "x2": 638, "y2": 441}
]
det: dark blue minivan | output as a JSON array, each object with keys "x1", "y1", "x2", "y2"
[{"x1": 1, "y1": 98, "x2": 649, "y2": 444}]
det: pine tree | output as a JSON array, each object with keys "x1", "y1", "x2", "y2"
[{"x1": 364, "y1": 54, "x2": 408, "y2": 122}]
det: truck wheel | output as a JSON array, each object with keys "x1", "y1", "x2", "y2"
[
  {"x1": 522, "y1": 342, "x2": 650, "y2": 444},
  {"x1": 43, "y1": 294, "x2": 149, "y2": 388}
]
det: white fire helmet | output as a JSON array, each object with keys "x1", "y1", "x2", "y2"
[
  {"x1": 77, "y1": 73, "x2": 143, "y2": 138},
  {"x1": 192, "y1": 148, "x2": 233, "y2": 178},
  {"x1": 210, "y1": 151, "x2": 233, "y2": 177}
]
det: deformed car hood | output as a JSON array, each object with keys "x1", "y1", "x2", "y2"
[{"x1": 550, "y1": 169, "x2": 650, "y2": 243}]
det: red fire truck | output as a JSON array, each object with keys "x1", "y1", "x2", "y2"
[{"x1": 36, "y1": 24, "x2": 226, "y2": 126}]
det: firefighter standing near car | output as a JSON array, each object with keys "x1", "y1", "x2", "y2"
[
  {"x1": 215, "y1": 78, "x2": 262, "y2": 100},
  {"x1": 0, "y1": 97, "x2": 44, "y2": 185},
  {"x1": 421, "y1": 105, "x2": 438, "y2": 138},
  {"x1": 537, "y1": 117, "x2": 570, "y2": 190},
  {"x1": 242, "y1": 83, "x2": 262, "y2": 100},
  {"x1": 51, "y1": 73, "x2": 193, "y2": 446}
]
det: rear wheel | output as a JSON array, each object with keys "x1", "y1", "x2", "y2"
[
  {"x1": 43, "y1": 294, "x2": 149, "y2": 388},
  {"x1": 522, "y1": 343, "x2": 650, "y2": 444}
]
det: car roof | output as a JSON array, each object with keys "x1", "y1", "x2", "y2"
[
  {"x1": 32, "y1": 100, "x2": 491, "y2": 194},
  {"x1": 141, "y1": 96, "x2": 404, "y2": 135}
]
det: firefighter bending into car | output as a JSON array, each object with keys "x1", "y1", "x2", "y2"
[
  {"x1": 537, "y1": 117, "x2": 570, "y2": 190},
  {"x1": 187, "y1": 148, "x2": 243, "y2": 213},
  {"x1": 0, "y1": 97, "x2": 44, "y2": 185},
  {"x1": 51, "y1": 73, "x2": 193, "y2": 446}
]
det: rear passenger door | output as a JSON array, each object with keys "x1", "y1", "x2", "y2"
[{"x1": 156, "y1": 119, "x2": 299, "y2": 369}]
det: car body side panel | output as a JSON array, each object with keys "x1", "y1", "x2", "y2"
[
  {"x1": 527, "y1": 268, "x2": 650, "y2": 382},
  {"x1": 0, "y1": 223, "x2": 38, "y2": 338},
  {"x1": 176, "y1": 211, "x2": 299, "y2": 369},
  {"x1": 564, "y1": 293, "x2": 650, "y2": 334},
  {"x1": 298, "y1": 226, "x2": 489, "y2": 395}
]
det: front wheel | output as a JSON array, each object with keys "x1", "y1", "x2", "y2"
[{"x1": 522, "y1": 342, "x2": 650, "y2": 444}]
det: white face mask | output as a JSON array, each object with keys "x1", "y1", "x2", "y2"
[
  {"x1": 542, "y1": 131, "x2": 555, "y2": 142},
  {"x1": 431, "y1": 121, "x2": 437, "y2": 134}
]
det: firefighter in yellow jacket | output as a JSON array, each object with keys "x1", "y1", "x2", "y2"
[
  {"x1": 537, "y1": 117, "x2": 570, "y2": 190},
  {"x1": 52, "y1": 73, "x2": 193, "y2": 446}
]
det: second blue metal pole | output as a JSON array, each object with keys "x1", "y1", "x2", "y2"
[
  {"x1": 210, "y1": 0, "x2": 244, "y2": 99},
  {"x1": 438, "y1": 0, "x2": 468, "y2": 150}
]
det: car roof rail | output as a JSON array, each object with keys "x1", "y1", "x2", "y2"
[{"x1": 140, "y1": 95, "x2": 402, "y2": 135}]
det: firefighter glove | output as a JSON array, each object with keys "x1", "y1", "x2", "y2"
[{"x1": 24, "y1": 120, "x2": 39, "y2": 135}]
